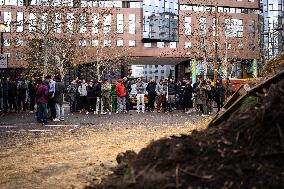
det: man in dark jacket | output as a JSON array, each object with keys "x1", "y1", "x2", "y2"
[
  {"x1": 146, "y1": 79, "x2": 156, "y2": 112},
  {"x1": 167, "y1": 78, "x2": 176, "y2": 112},
  {"x1": 17, "y1": 79, "x2": 28, "y2": 112},
  {"x1": 123, "y1": 77, "x2": 131, "y2": 111},
  {"x1": 183, "y1": 80, "x2": 193, "y2": 113},
  {"x1": 53, "y1": 75, "x2": 65, "y2": 121},
  {"x1": 86, "y1": 80, "x2": 96, "y2": 113},
  {"x1": 8, "y1": 78, "x2": 17, "y2": 112},
  {"x1": 1, "y1": 78, "x2": 9, "y2": 114},
  {"x1": 36, "y1": 79, "x2": 49, "y2": 124},
  {"x1": 214, "y1": 79, "x2": 225, "y2": 112},
  {"x1": 93, "y1": 79, "x2": 102, "y2": 114}
]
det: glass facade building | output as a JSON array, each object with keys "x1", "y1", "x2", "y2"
[{"x1": 261, "y1": 0, "x2": 284, "y2": 60}]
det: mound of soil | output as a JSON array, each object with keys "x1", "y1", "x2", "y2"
[
  {"x1": 261, "y1": 52, "x2": 284, "y2": 78},
  {"x1": 89, "y1": 79, "x2": 284, "y2": 189}
]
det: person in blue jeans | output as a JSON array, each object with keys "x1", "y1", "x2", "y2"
[
  {"x1": 54, "y1": 75, "x2": 65, "y2": 121},
  {"x1": 36, "y1": 79, "x2": 49, "y2": 124}
]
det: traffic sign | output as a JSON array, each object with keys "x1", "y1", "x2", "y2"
[{"x1": 0, "y1": 53, "x2": 8, "y2": 68}]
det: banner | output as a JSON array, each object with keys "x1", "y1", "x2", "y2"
[
  {"x1": 191, "y1": 59, "x2": 196, "y2": 84},
  {"x1": 252, "y1": 59, "x2": 258, "y2": 78}
]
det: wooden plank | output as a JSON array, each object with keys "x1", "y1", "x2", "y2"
[{"x1": 208, "y1": 70, "x2": 284, "y2": 127}]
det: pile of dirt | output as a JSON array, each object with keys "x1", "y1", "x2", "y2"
[
  {"x1": 88, "y1": 79, "x2": 284, "y2": 189},
  {"x1": 261, "y1": 52, "x2": 284, "y2": 78}
]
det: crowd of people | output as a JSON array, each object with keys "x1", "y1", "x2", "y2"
[{"x1": 0, "y1": 75, "x2": 233, "y2": 124}]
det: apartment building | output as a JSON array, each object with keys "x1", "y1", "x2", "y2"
[{"x1": 0, "y1": 0, "x2": 261, "y2": 80}]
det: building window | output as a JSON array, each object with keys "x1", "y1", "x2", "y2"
[
  {"x1": 129, "y1": 14, "x2": 136, "y2": 34},
  {"x1": 129, "y1": 40, "x2": 136, "y2": 47},
  {"x1": 225, "y1": 19, "x2": 243, "y2": 38},
  {"x1": 116, "y1": 39, "x2": 123, "y2": 47},
  {"x1": 29, "y1": 13, "x2": 37, "y2": 32},
  {"x1": 149, "y1": 71, "x2": 152, "y2": 74},
  {"x1": 54, "y1": 13, "x2": 62, "y2": 33},
  {"x1": 16, "y1": 38, "x2": 24, "y2": 47},
  {"x1": 170, "y1": 42, "x2": 176, "y2": 48},
  {"x1": 161, "y1": 70, "x2": 164, "y2": 73},
  {"x1": 185, "y1": 42, "x2": 192, "y2": 48},
  {"x1": 237, "y1": 43, "x2": 243, "y2": 50},
  {"x1": 144, "y1": 43, "x2": 151, "y2": 48},
  {"x1": 92, "y1": 13, "x2": 99, "y2": 33},
  {"x1": 184, "y1": 16, "x2": 191, "y2": 35},
  {"x1": 16, "y1": 12, "x2": 24, "y2": 33},
  {"x1": 157, "y1": 42, "x2": 164, "y2": 48},
  {"x1": 79, "y1": 13, "x2": 86, "y2": 33},
  {"x1": 67, "y1": 13, "x2": 74, "y2": 33},
  {"x1": 199, "y1": 17, "x2": 206, "y2": 35},
  {"x1": 104, "y1": 14, "x2": 111, "y2": 34},
  {"x1": 145, "y1": 71, "x2": 147, "y2": 74},
  {"x1": 149, "y1": 65, "x2": 152, "y2": 68},
  {"x1": 79, "y1": 39, "x2": 87, "y2": 47},
  {"x1": 117, "y1": 14, "x2": 124, "y2": 33},
  {"x1": 16, "y1": 52, "x2": 22, "y2": 61},
  {"x1": 3, "y1": 39, "x2": 10, "y2": 47},
  {"x1": 104, "y1": 40, "x2": 111, "y2": 47},
  {"x1": 91, "y1": 39, "x2": 99, "y2": 47},
  {"x1": 249, "y1": 20, "x2": 255, "y2": 37}
]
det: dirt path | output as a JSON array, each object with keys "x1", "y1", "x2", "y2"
[{"x1": 0, "y1": 121, "x2": 207, "y2": 189}]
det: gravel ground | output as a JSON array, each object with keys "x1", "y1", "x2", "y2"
[{"x1": 0, "y1": 110, "x2": 209, "y2": 189}]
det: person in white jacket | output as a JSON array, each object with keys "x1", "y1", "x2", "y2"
[{"x1": 77, "y1": 80, "x2": 88, "y2": 112}]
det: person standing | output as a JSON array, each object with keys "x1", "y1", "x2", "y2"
[
  {"x1": 28, "y1": 78, "x2": 36, "y2": 113},
  {"x1": 214, "y1": 79, "x2": 225, "y2": 112},
  {"x1": 93, "y1": 79, "x2": 102, "y2": 114},
  {"x1": 86, "y1": 80, "x2": 96, "y2": 113},
  {"x1": 8, "y1": 78, "x2": 17, "y2": 112},
  {"x1": 136, "y1": 77, "x2": 146, "y2": 113},
  {"x1": 146, "y1": 78, "x2": 157, "y2": 112},
  {"x1": 101, "y1": 79, "x2": 112, "y2": 115},
  {"x1": 78, "y1": 80, "x2": 88, "y2": 112},
  {"x1": 45, "y1": 75, "x2": 56, "y2": 120},
  {"x1": 67, "y1": 80, "x2": 77, "y2": 113},
  {"x1": 116, "y1": 79, "x2": 126, "y2": 113},
  {"x1": 53, "y1": 75, "x2": 65, "y2": 121},
  {"x1": 155, "y1": 79, "x2": 167, "y2": 113},
  {"x1": 123, "y1": 77, "x2": 131, "y2": 111},
  {"x1": 17, "y1": 79, "x2": 28, "y2": 112},
  {"x1": 36, "y1": 79, "x2": 49, "y2": 124},
  {"x1": 183, "y1": 80, "x2": 193, "y2": 113},
  {"x1": 167, "y1": 78, "x2": 176, "y2": 112}
]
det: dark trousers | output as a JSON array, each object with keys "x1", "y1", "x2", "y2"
[
  {"x1": 17, "y1": 95, "x2": 26, "y2": 111},
  {"x1": 48, "y1": 98, "x2": 56, "y2": 119},
  {"x1": 29, "y1": 96, "x2": 35, "y2": 111},
  {"x1": 183, "y1": 96, "x2": 192, "y2": 110},
  {"x1": 8, "y1": 96, "x2": 17, "y2": 111},
  {"x1": 37, "y1": 103, "x2": 48, "y2": 123},
  {"x1": 69, "y1": 99, "x2": 76, "y2": 112},
  {"x1": 79, "y1": 96, "x2": 87, "y2": 111},
  {"x1": 87, "y1": 97, "x2": 96, "y2": 112},
  {"x1": 125, "y1": 94, "x2": 130, "y2": 111},
  {"x1": 148, "y1": 95, "x2": 156, "y2": 111},
  {"x1": 3, "y1": 96, "x2": 8, "y2": 113}
]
